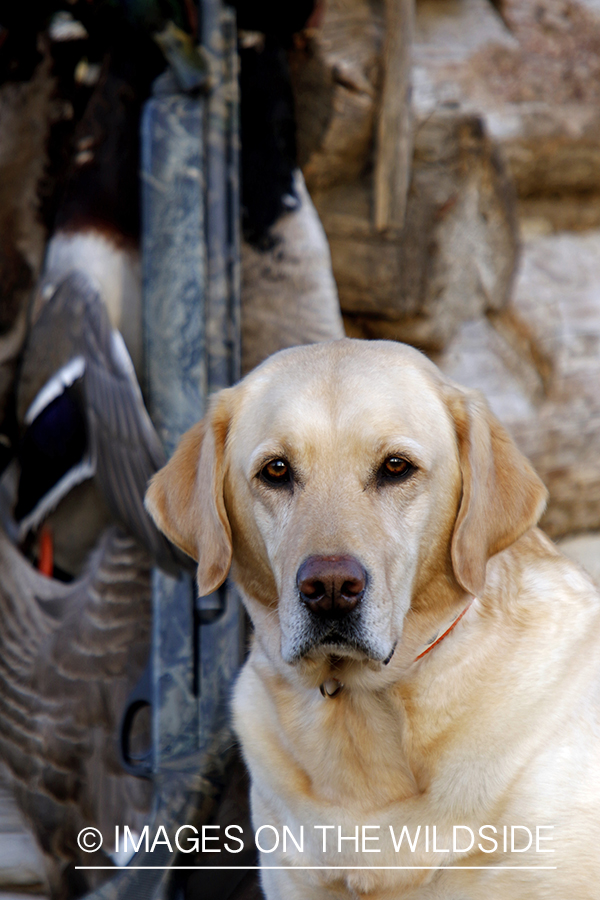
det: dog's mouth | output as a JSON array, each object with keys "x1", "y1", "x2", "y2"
[
  {"x1": 307, "y1": 620, "x2": 366, "y2": 656},
  {"x1": 294, "y1": 624, "x2": 394, "y2": 664},
  {"x1": 382, "y1": 641, "x2": 397, "y2": 665}
]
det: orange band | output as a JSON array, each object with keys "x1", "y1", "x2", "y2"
[
  {"x1": 414, "y1": 600, "x2": 473, "y2": 662},
  {"x1": 38, "y1": 525, "x2": 54, "y2": 579}
]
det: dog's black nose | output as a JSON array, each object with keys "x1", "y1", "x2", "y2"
[{"x1": 297, "y1": 555, "x2": 367, "y2": 617}]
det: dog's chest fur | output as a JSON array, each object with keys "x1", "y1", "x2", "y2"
[{"x1": 233, "y1": 580, "x2": 600, "y2": 899}]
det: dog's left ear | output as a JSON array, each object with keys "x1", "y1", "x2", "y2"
[
  {"x1": 445, "y1": 386, "x2": 548, "y2": 597},
  {"x1": 145, "y1": 391, "x2": 233, "y2": 596}
]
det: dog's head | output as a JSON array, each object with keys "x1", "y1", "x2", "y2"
[{"x1": 146, "y1": 340, "x2": 547, "y2": 684}]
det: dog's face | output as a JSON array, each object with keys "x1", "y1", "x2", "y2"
[
  {"x1": 146, "y1": 340, "x2": 547, "y2": 684},
  {"x1": 221, "y1": 343, "x2": 464, "y2": 669}
]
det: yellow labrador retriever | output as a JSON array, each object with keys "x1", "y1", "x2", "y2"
[{"x1": 146, "y1": 339, "x2": 600, "y2": 900}]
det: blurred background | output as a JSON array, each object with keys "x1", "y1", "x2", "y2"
[{"x1": 1, "y1": 0, "x2": 600, "y2": 898}]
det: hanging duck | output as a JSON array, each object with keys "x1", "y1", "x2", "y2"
[
  {"x1": 0, "y1": 521, "x2": 153, "y2": 899},
  {"x1": 14, "y1": 267, "x2": 192, "y2": 577},
  {"x1": 5, "y1": 9, "x2": 193, "y2": 579}
]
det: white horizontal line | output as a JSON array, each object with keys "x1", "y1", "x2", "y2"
[{"x1": 75, "y1": 866, "x2": 557, "y2": 871}]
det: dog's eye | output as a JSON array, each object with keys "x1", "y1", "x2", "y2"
[
  {"x1": 378, "y1": 456, "x2": 415, "y2": 482},
  {"x1": 260, "y1": 458, "x2": 292, "y2": 486}
]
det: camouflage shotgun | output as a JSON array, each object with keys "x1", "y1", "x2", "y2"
[{"x1": 83, "y1": 4, "x2": 243, "y2": 898}]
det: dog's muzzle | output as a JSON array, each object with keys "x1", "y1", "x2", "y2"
[{"x1": 289, "y1": 555, "x2": 394, "y2": 663}]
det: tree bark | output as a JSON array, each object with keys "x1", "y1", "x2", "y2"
[{"x1": 374, "y1": 0, "x2": 414, "y2": 232}]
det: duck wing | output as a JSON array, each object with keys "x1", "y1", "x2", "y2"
[
  {"x1": 0, "y1": 523, "x2": 153, "y2": 896},
  {"x1": 16, "y1": 270, "x2": 192, "y2": 574}
]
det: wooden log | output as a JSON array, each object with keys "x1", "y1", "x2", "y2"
[
  {"x1": 374, "y1": 0, "x2": 414, "y2": 231},
  {"x1": 413, "y1": 0, "x2": 600, "y2": 198},
  {"x1": 436, "y1": 229, "x2": 600, "y2": 538},
  {"x1": 314, "y1": 111, "x2": 519, "y2": 351},
  {"x1": 291, "y1": 0, "x2": 519, "y2": 350},
  {"x1": 289, "y1": 0, "x2": 383, "y2": 191}
]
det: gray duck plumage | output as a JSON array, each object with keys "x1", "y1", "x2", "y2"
[
  {"x1": 0, "y1": 522, "x2": 153, "y2": 899},
  {"x1": 15, "y1": 268, "x2": 193, "y2": 576}
]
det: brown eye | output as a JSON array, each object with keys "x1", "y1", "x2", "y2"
[
  {"x1": 260, "y1": 458, "x2": 292, "y2": 486},
  {"x1": 379, "y1": 456, "x2": 414, "y2": 482}
]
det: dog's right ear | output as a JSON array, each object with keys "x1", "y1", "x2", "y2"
[{"x1": 145, "y1": 393, "x2": 232, "y2": 596}]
